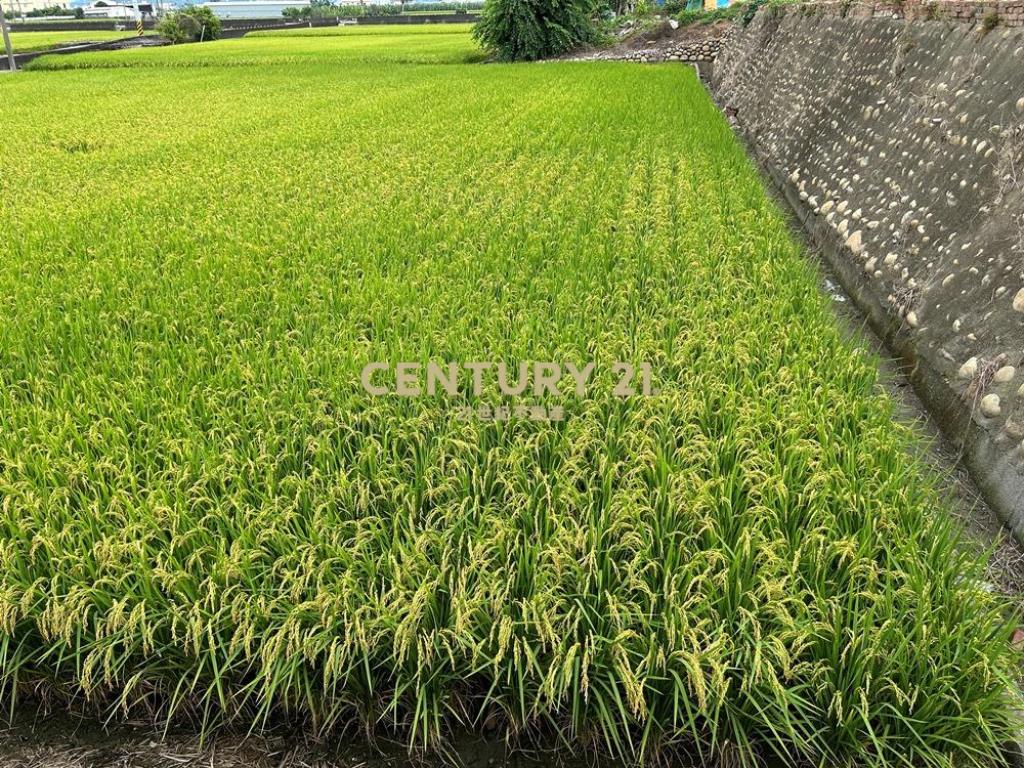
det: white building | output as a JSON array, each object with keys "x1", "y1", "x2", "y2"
[
  {"x1": 81, "y1": 0, "x2": 141, "y2": 17},
  {"x1": 201, "y1": 0, "x2": 309, "y2": 18}
]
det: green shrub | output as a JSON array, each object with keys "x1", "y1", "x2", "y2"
[
  {"x1": 19, "y1": 4, "x2": 69, "y2": 17},
  {"x1": 739, "y1": 0, "x2": 762, "y2": 25},
  {"x1": 285, "y1": 0, "x2": 333, "y2": 18},
  {"x1": 282, "y1": 0, "x2": 398, "y2": 19},
  {"x1": 662, "y1": 0, "x2": 685, "y2": 14},
  {"x1": 473, "y1": 0, "x2": 599, "y2": 60},
  {"x1": 673, "y1": 7, "x2": 703, "y2": 24},
  {"x1": 157, "y1": 4, "x2": 222, "y2": 42},
  {"x1": 284, "y1": 0, "x2": 482, "y2": 15}
]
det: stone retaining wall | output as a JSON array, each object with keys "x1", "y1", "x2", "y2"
[
  {"x1": 795, "y1": 0, "x2": 1024, "y2": 26},
  {"x1": 712, "y1": 5, "x2": 1024, "y2": 536},
  {"x1": 569, "y1": 38, "x2": 722, "y2": 62}
]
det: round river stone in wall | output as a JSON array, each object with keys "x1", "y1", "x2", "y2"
[
  {"x1": 994, "y1": 366, "x2": 1016, "y2": 384},
  {"x1": 981, "y1": 394, "x2": 1002, "y2": 418},
  {"x1": 959, "y1": 357, "x2": 979, "y2": 379}
]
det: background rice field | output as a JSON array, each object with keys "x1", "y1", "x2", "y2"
[
  {"x1": 5, "y1": 29, "x2": 145, "y2": 53},
  {"x1": 25, "y1": 26, "x2": 483, "y2": 68},
  {"x1": 246, "y1": 23, "x2": 477, "y2": 36},
  {"x1": 0, "y1": 26, "x2": 1020, "y2": 767}
]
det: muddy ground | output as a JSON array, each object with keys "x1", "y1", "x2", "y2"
[{"x1": 0, "y1": 710, "x2": 606, "y2": 768}]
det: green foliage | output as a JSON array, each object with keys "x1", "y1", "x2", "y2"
[
  {"x1": 662, "y1": 0, "x2": 685, "y2": 15},
  {"x1": 473, "y1": 0, "x2": 600, "y2": 60},
  {"x1": 281, "y1": 2, "x2": 331, "y2": 19},
  {"x1": 739, "y1": 0, "x2": 762, "y2": 25},
  {"x1": 156, "y1": 4, "x2": 222, "y2": 43},
  {"x1": 295, "y1": 0, "x2": 339, "y2": 19},
  {"x1": 283, "y1": 1, "x2": 472, "y2": 17},
  {"x1": 12, "y1": 4, "x2": 70, "y2": 17},
  {"x1": 248, "y1": 22, "x2": 476, "y2": 38},
  {"x1": 673, "y1": 1, "x2": 748, "y2": 25},
  {"x1": 4, "y1": 26, "x2": 1023, "y2": 768},
  {"x1": 351, "y1": 4, "x2": 402, "y2": 15},
  {"x1": 1, "y1": 3, "x2": 77, "y2": 17},
  {"x1": 981, "y1": 9, "x2": 999, "y2": 30}
]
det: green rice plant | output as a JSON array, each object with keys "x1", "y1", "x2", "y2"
[{"x1": 0, "y1": 32, "x2": 1020, "y2": 767}]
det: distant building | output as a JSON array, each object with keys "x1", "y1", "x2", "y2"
[
  {"x1": 2, "y1": 0, "x2": 69, "y2": 14},
  {"x1": 201, "y1": 0, "x2": 310, "y2": 18},
  {"x1": 81, "y1": 0, "x2": 140, "y2": 17}
]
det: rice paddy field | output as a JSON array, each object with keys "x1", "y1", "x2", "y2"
[
  {"x1": 247, "y1": 23, "x2": 478, "y2": 36},
  {"x1": 25, "y1": 25, "x2": 483, "y2": 68},
  {"x1": 5, "y1": 29, "x2": 143, "y2": 54},
  {"x1": 0, "y1": 24, "x2": 1021, "y2": 768}
]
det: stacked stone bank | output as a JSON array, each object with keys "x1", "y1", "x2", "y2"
[
  {"x1": 568, "y1": 38, "x2": 723, "y2": 62},
  {"x1": 712, "y1": 5, "x2": 1024, "y2": 534}
]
